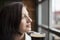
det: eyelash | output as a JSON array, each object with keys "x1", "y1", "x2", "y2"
[{"x1": 22, "y1": 15, "x2": 27, "y2": 19}]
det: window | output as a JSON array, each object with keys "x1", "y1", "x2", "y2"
[{"x1": 49, "y1": 0, "x2": 60, "y2": 28}]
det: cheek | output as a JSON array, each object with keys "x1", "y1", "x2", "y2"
[
  {"x1": 19, "y1": 19, "x2": 27, "y2": 31},
  {"x1": 21, "y1": 19, "x2": 26, "y2": 26}
]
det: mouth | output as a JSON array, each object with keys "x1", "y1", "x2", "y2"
[
  {"x1": 26, "y1": 25, "x2": 31, "y2": 31},
  {"x1": 26, "y1": 23, "x2": 31, "y2": 27},
  {"x1": 26, "y1": 25, "x2": 30, "y2": 27}
]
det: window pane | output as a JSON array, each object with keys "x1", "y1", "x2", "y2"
[{"x1": 49, "y1": 0, "x2": 60, "y2": 27}]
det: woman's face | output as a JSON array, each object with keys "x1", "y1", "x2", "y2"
[{"x1": 19, "y1": 6, "x2": 32, "y2": 33}]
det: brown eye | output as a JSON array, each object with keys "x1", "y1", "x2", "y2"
[{"x1": 22, "y1": 15, "x2": 27, "y2": 19}]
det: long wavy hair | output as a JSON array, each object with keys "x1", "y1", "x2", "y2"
[{"x1": 0, "y1": 2, "x2": 24, "y2": 40}]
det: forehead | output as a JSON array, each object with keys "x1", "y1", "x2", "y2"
[{"x1": 22, "y1": 6, "x2": 28, "y2": 15}]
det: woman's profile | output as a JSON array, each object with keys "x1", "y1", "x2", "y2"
[{"x1": 0, "y1": 2, "x2": 32, "y2": 40}]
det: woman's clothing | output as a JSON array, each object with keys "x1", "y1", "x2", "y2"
[{"x1": 25, "y1": 33, "x2": 31, "y2": 40}]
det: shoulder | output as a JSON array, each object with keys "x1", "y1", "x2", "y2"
[{"x1": 25, "y1": 33, "x2": 31, "y2": 40}]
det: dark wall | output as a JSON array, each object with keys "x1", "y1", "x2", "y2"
[{"x1": 0, "y1": 0, "x2": 22, "y2": 10}]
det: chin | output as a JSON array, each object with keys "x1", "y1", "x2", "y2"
[
  {"x1": 26, "y1": 30, "x2": 31, "y2": 33},
  {"x1": 25, "y1": 28, "x2": 31, "y2": 32}
]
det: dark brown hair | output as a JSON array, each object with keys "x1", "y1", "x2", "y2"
[{"x1": 0, "y1": 2, "x2": 24, "y2": 40}]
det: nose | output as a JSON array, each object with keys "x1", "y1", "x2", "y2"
[
  {"x1": 29, "y1": 17, "x2": 32, "y2": 22},
  {"x1": 27, "y1": 17, "x2": 32, "y2": 23}
]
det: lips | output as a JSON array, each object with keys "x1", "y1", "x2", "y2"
[
  {"x1": 26, "y1": 24, "x2": 31, "y2": 31},
  {"x1": 26, "y1": 25, "x2": 31, "y2": 30},
  {"x1": 26, "y1": 23, "x2": 31, "y2": 28}
]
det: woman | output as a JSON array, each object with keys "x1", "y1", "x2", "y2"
[{"x1": 0, "y1": 2, "x2": 32, "y2": 40}]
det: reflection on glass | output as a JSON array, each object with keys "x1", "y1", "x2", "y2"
[{"x1": 52, "y1": 33, "x2": 60, "y2": 40}]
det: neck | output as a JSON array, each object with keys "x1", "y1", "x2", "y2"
[{"x1": 14, "y1": 33, "x2": 25, "y2": 40}]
